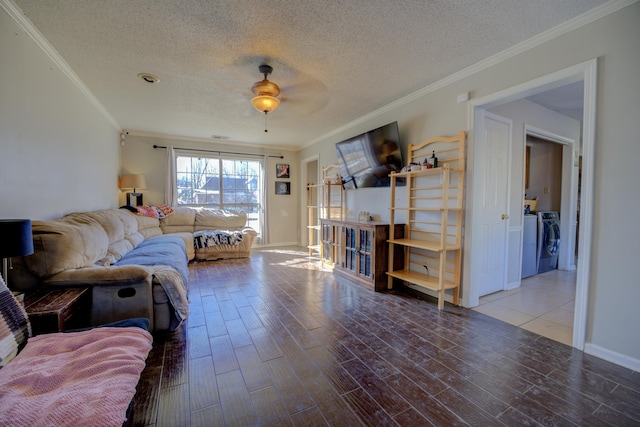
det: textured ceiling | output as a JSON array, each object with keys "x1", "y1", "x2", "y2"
[{"x1": 11, "y1": 0, "x2": 605, "y2": 149}]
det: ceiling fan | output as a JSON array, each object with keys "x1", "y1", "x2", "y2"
[{"x1": 250, "y1": 64, "x2": 280, "y2": 132}]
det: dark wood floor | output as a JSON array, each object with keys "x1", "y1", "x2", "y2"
[{"x1": 131, "y1": 246, "x2": 640, "y2": 426}]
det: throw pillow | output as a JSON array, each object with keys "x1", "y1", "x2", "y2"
[{"x1": 0, "y1": 276, "x2": 31, "y2": 368}]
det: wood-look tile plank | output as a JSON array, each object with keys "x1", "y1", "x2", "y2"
[
  {"x1": 217, "y1": 299, "x2": 240, "y2": 321},
  {"x1": 341, "y1": 357, "x2": 411, "y2": 417},
  {"x1": 216, "y1": 369, "x2": 258, "y2": 426},
  {"x1": 272, "y1": 331, "x2": 319, "y2": 379},
  {"x1": 306, "y1": 345, "x2": 360, "y2": 396},
  {"x1": 386, "y1": 372, "x2": 468, "y2": 427},
  {"x1": 433, "y1": 387, "x2": 504, "y2": 427},
  {"x1": 228, "y1": 290, "x2": 250, "y2": 308},
  {"x1": 249, "y1": 386, "x2": 294, "y2": 426},
  {"x1": 298, "y1": 370, "x2": 364, "y2": 427},
  {"x1": 209, "y1": 334, "x2": 239, "y2": 375},
  {"x1": 393, "y1": 407, "x2": 435, "y2": 426},
  {"x1": 190, "y1": 405, "x2": 224, "y2": 427},
  {"x1": 422, "y1": 358, "x2": 509, "y2": 417},
  {"x1": 187, "y1": 325, "x2": 211, "y2": 359},
  {"x1": 234, "y1": 344, "x2": 273, "y2": 392},
  {"x1": 156, "y1": 383, "x2": 190, "y2": 427},
  {"x1": 247, "y1": 326, "x2": 284, "y2": 362},
  {"x1": 225, "y1": 317, "x2": 253, "y2": 348},
  {"x1": 204, "y1": 310, "x2": 227, "y2": 337},
  {"x1": 342, "y1": 387, "x2": 397, "y2": 426},
  {"x1": 592, "y1": 402, "x2": 640, "y2": 426},
  {"x1": 189, "y1": 356, "x2": 219, "y2": 411},
  {"x1": 132, "y1": 366, "x2": 162, "y2": 426},
  {"x1": 237, "y1": 305, "x2": 264, "y2": 330},
  {"x1": 524, "y1": 385, "x2": 610, "y2": 427},
  {"x1": 265, "y1": 356, "x2": 316, "y2": 415},
  {"x1": 288, "y1": 406, "x2": 328, "y2": 426},
  {"x1": 200, "y1": 294, "x2": 220, "y2": 313}
]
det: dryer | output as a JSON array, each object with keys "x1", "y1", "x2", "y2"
[{"x1": 537, "y1": 211, "x2": 560, "y2": 274}]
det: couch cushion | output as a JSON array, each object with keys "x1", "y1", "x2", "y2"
[
  {"x1": 195, "y1": 209, "x2": 247, "y2": 230},
  {"x1": 26, "y1": 216, "x2": 109, "y2": 278},
  {"x1": 135, "y1": 214, "x2": 163, "y2": 240},
  {"x1": 160, "y1": 207, "x2": 196, "y2": 234},
  {"x1": 74, "y1": 210, "x2": 144, "y2": 264}
]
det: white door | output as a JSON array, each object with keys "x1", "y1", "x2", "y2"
[{"x1": 476, "y1": 112, "x2": 512, "y2": 296}]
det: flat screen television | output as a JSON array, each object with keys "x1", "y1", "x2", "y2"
[{"x1": 335, "y1": 121, "x2": 404, "y2": 189}]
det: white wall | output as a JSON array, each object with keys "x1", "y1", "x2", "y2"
[
  {"x1": 0, "y1": 6, "x2": 119, "y2": 220},
  {"x1": 299, "y1": 3, "x2": 640, "y2": 365},
  {"x1": 120, "y1": 134, "x2": 299, "y2": 246}
]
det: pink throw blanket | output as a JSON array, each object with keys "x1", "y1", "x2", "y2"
[{"x1": 0, "y1": 327, "x2": 152, "y2": 427}]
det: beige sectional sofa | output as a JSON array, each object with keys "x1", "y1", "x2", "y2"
[{"x1": 12, "y1": 207, "x2": 257, "y2": 332}]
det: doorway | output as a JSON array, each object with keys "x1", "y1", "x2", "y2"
[
  {"x1": 464, "y1": 59, "x2": 597, "y2": 351},
  {"x1": 475, "y1": 134, "x2": 577, "y2": 346}
]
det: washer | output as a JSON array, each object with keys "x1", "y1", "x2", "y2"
[{"x1": 537, "y1": 211, "x2": 560, "y2": 274}]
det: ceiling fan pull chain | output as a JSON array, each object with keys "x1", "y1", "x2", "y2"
[{"x1": 264, "y1": 111, "x2": 268, "y2": 132}]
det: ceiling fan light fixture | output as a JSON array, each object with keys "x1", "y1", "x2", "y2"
[
  {"x1": 250, "y1": 64, "x2": 281, "y2": 113},
  {"x1": 251, "y1": 94, "x2": 280, "y2": 113}
]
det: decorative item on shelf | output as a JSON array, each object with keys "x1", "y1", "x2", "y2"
[
  {"x1": 431, "y1": 150, "x2": 438, "y2": 168},
  {"x1": 0, "y1": 219, "x2": 34, "y2": 288},
  {"x1": 358, "y1": 211, "x2": 371, "y2": 222},
  {"x1": 120, "y1": 174, "x2": 147, "y2": 206}
]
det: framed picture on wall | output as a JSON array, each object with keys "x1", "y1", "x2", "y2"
[
  {"x1": 275, "y1": 181, "x2": 290, "y2": 195},
  {"x1": 276, "y1": 163, "x2": 290, "y2": 178}
]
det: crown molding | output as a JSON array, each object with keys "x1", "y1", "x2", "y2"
[
  {"x1": 301, "y1": 0, "x2": 637, "y2": 149},
  {"x1": 1, "y1": 0, "x2": 120, "y2": 130}
]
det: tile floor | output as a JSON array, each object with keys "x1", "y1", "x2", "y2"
[{"x1": 473, "y1": 269, "x2": 577, "y2": 346}]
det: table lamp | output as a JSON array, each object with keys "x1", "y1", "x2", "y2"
[
  {"x1": 0, "y1": 219, "x2": 34, "y2": 288},
  {"x1": 120, "y1": 174, "x2": 147, "y2": 206}
]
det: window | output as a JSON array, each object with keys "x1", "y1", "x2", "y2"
[{"x1": 176, "y1": 154, "x2": 262, "y2": 237}]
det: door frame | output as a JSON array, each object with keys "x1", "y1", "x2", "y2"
[{"x1": 463, "y1": 58, "x2": 597, "y2": 351}]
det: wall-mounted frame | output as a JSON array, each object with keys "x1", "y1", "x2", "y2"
[
  {"x1": 276, "y1": 163, "x2": 290, "y2": 179},
  {"x1": 275, "y1": 181, "x2": 290, "y2": 195}
]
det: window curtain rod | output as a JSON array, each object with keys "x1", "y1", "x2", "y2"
[{"x1": 152, "y1": 144, "x2": 283, "y2": 159}]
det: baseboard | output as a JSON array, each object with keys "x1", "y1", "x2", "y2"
[
  {"x1": 584, "y1": 342, "x2": 640, "y2": 372},
  {"x1": 257, "y1": 242, "x2": 300, "y2": 248}
]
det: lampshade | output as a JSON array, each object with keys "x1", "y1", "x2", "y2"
[
  {"x1": 0, "y1": 219, "x2": 34, "y2": 257},
  {"x1": 120, "y1": 174, "x2": 147, "y2": 190},
  {"x1": 251, "y1": 95, "x2": 281, "y2": 113}
]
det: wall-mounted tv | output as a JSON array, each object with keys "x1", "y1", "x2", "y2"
[{"x1": 335, "y1": 121, "x2": 404, "y2": 189}]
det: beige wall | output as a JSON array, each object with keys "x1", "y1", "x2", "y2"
[
  {"x1": 120, "y1": 134, "x2": 299, "y2": 245},
  {"x1": 299, "y1": 3, "x2": 640, "y2": 364},
  {"x1": 0, "y1": 7, "x2": 120, "y2": 220}
]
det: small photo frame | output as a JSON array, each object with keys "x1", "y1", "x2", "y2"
[
  {"x1": 276, "y1": 163, "x2": 290, "y2": 179},
  {"x1": 275, "y1": 181, "x2": 290, "y2": 195}
]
